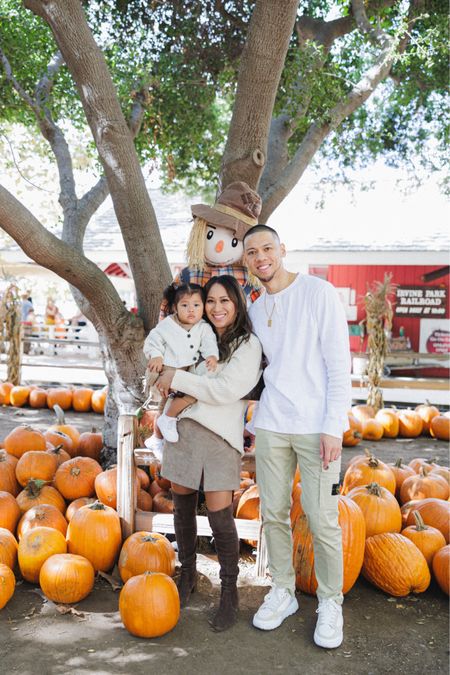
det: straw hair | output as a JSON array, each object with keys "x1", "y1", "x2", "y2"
[{"x1": 186, "y1": 217, "x2": 208, "y2": 270}]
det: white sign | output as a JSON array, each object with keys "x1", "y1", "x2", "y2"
[{"x1": 419, "y1": 318, "x2": 450, "y2": 356}]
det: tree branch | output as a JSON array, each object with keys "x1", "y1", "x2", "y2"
[{"x1": 34, "y1": 50, "x2": 64, "y2": 108}]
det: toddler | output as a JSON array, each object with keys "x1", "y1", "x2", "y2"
[{"x1": 143, "y1": 282, "x2": 218, "y2": 446}]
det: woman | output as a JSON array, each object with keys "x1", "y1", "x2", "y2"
[{"x1": 156, "y1": 275, "x2": 262, "y2": 632}]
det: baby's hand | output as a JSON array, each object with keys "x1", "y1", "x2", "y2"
[
  {"x1": 205, "y1": 355, "x2": 218, "y2": 372},
  {"x1": 148, "y1": 356, "x2": 164, "y2": 373}
]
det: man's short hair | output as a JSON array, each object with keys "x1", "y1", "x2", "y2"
[{"x1": 243, "y1": 224, "x2": 280, "y2": 245}]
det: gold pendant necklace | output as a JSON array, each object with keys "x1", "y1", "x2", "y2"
[{"x1": 264, "y1": 293, "x2": 276, "y2": 327}]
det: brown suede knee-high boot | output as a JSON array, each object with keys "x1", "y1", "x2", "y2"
[
  {"x1": 172, "y1": 491, "x2": 198, "y2": 608},
  {"x1": 207, "y1": 504, "x2": 239, "y2": 632}
]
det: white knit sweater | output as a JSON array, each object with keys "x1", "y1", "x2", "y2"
[{"x1": 171, "y1": 333, "x2": 262, "y2": 454}]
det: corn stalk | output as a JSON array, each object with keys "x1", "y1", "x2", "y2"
[
  {"x1": 0, "y1": 284, "x2": 22, "y2": 385},
  {"x1": 360, "y1": 274, "x2": 395, "y2": 411}
]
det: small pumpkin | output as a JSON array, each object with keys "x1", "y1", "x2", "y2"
[
  {"x1": 17, "y1": 504, "x2": 68, "y2": 540},
  {"x1": 403, "y1": 498, "x2": 450, "y2": 543},
  {"x1": 152, "y1": 491, "x2": 174, "y2": 514},
  {"x1": 398, "y1": 410, "x2": 423, "y2": 438},
  {"x1": 54, "y1": 457, "x2": 102, "y2": 501},
  {"x1": 9, "y1": 385, "x2": 31, "y2": 408},
  {"x1": 39, "y1": 553, "x2": 95, "y2": 603},
  {"x1": 119, "y1": 572, "x2": 180, "y2": 638},
  {"x1": 16, "y1": 479, "x2": 66, "y2": 514},
  {"x1": 18, "y1": 526, "x2": 67, "y2": 583},
  {"x1": 361, "y1": 418, "x2": 384, "y2": 441},
  {"x1": 137, "y1": 467, "x2": 150, "y2": 491},
  {"x1": 0, "y1": 528, "x2": 18, "y2": 569},
  {"x1": 342, "y1": 414, "x2": 363, "y2": 447},
  {"x1": 362, "y1": 532, "x2": 430, "y2": 596},
  {"x1": 91, "y1": 386, "x2": 107, "y2": 414},
  {"x1": 0, "y1": 382, "x2": 14, "y2": 406},
  {"x1": 15, "y1": 450, "x2": 58, "y2": 487},
  {"x1": 0, "y1": 491, "x2": 21, "y2": 533},
  {"x1": 387, "y1": 458, "x2": 415, "y2": 500},
  {"x1": 408, "y1": 457, "x2": 440, "y2": 475},
  {"x1": 375, "y1": 408, "x2": 399, "y2": 438},
  {"x1": 0, "y1": 563, "x2": 15, "y2": 609},
  {"x1": 0, "y1": 450, "x2": 20, "y2": 496},
  {"x1": 72, "y1": 387, "x2": 93, "y2": 412},
  {"x1": 137, "y1": 489, "x2": 153, "y2": 511},
  {"x1": 66, "y1": 501, "x2": 122, "y2": 572},
  {"x1": 47, "y1": 405, "x2": 80, "y2": 452},
  {"x1": 94, "y1": 467, "x2": 140, "y2": 510},
  {"x1": 46, "y1": 444, "x2": 71, "y2": 467},
  {"x1": 351, "y1": 404, "x2": 376, "y2": 424},
  {"x1": 432, "y1": 544, "x2": 450, "y2": 595},
  {"x1": 65, "y1": 497, "x2": 96, "y2": 522},
  {"x1": 415, "y1": 402, "x2": 440, "y2": 435},
  {"x1": 118, "y1": 532, "x2": 176, "y2": 582},
  {"x1": 77, "y1": 428, "x2": 103, "y2": 461},
  {"x1": 402, "y1": 511, "x2": 446, "y2": 568},
  {"x1": 430, "y1": 415, "x2": 450, "y2": 441},
  {"x1": 236, "y1": 484, "x2": 260, "y2": 520},
  {"x1": 46, "y1": 388, "x2": 73, "y2": 411},
  {"x1": 29, "y1": 388, "x2": 48, "y2": 409},
  {"x1": 4, "y1": 425, "x2": 47, "y2": 459},
  {"x1": 43, "y1": 430, "x2": 74, "y2": 457},
  {"x1": 347, "y1": 482, "x2": 402, "y2": 538},
  {"x1": 399, "y1": 468, "x2": 449, "y2": 504}
]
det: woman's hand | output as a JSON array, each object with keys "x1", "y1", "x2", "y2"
[{"x1": 156, "y1": 369, "x2": 176, "y2": 398}]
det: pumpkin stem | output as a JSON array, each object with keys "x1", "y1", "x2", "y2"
[
  {"x1": 367, "y1": 456, "x2": 379, "y2": 468},
  {"x1": 364, "y1": 448, "x2": 372, "y2": 458},
  {"x1": 366, "y1": 482, "x2": 382, "y2": 496},
  {"x1": 53, "y1": 404, "x2": 66, "y2": 425},
  {"x1": 412, "y1": 510, "x2": 428, "y2": 531},
  {"x1": 50, "y1": 444, "x2": 64, "y2": 453},
  {"x1": 0, "y1": 449, "x2": 7, "y2": 462},
  {"x1": 419, "y1": 467, "x2": 427, "y2": 477},
  {"x1": 91, "y1": 427, "x2": 97, "y2": 434},
  {"x1": 354, "y1": 432, "x2": 362, "y2": 440},
  {"x1": 88, "y1": 500, "x2": 106, "y2": 511},
  {"x1": 394, "y1": 457, "x2": 403, "y2": 468},
  {"x1": 25, "y1": 478, "x2": 47, "y2": 496}
]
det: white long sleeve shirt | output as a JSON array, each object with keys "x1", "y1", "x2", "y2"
[
  {"x1": 249, "y1": 274, "x2": 352, "y2": 439},
  {"x1": 143, "y1": 316, "x2": 219, "y2": 368}
]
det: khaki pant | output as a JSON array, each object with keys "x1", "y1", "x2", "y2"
[{"x1": 255, "y1": 430, "x2": 343, "y2": 603}]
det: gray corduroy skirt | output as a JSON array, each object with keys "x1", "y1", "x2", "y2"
[{"x1": 161, "y1": 419, "x2": 241, "y2": 491}]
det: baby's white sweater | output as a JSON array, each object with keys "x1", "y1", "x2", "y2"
[
  {"x1": 143, "y1": 316, "x2": 218, "y2": 368},
  {"x1": 172, "y1": 333, "x2": 262, "y2": 453}
]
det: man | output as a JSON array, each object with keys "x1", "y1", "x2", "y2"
[{"x1": 243, "y1": 224, "x2": 352, "y2": 649}]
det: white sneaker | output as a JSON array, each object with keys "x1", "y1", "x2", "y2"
[
  {"x1": 156, "y1": 414, "x2": 179, "y2": 443},
  {"x1": 143, "y1": 434, "x2": 164, "y2": 461},
  {"x1": 313, "y1": 598, "x2": 343, "y2": 648},
  {"x1": 252, "y1": 586, "x2": 298, "y2": 630}
]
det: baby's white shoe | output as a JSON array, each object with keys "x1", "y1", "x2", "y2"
[
  {"x1": 143, "y1": 434, "x2": 164, "y2": 461},
  {"x1": 156, "y1": 414, "x2": 179, "y2": 443}
]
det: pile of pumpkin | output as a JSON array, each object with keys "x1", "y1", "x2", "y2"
[
  {"x1": 0, "y1": 382, "x2": 107, "y2": 414},
  {"x1": 343, "y1": 402, "x2": 450, "y2": 445},
  {"x1": 232, "y1": 456, "x2": 450, "y2": 598},
  {"x1": 0, "y1": 421, "x2": 180, "y2": 637}
]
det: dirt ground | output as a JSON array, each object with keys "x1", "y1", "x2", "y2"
[{"x1": 0, "y1": 406, "x2": 448, "y2": 675}]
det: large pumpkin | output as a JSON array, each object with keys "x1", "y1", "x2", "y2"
[
  {"x1": 403, "y1": 498, "x2": 450, "y2": 543},
  {"x1": 362, "y1": 532, "x2": 430, "y2": 596},
  {"x1": 375, "y1": 408, "x2": 399, "y2": 438},
  {"x1": 0, "y1": 563, "x2": 15, "y2": 609},
  {"x1": 66, "y1": 501, "x2": 122, "y2": 572},
  {"x1": 290, "y1": 482, "x2": 303, "y2": 528},
  {"x1": 293, "y1": 495, "x2": 366, "y2": 595},
  {"x1": 72, "y1": 388, "x2": 93, "y2": 412},
  {"x1": 432, "y1": 545, "x2": 450, "y2": 595},
  {"x1": 415, "y1": 402, "x2": 440, "y2": 435},
  {"x1": 4, "y1": 425, "x2": 46, "y2": 459},
  {"x1": 46, "y1": 388, "x2": 73, "y2": 411},
  {"x1": 402, "y1": 511, "x2": 446, "y2": 568},
  {"x1": 17, "y1": 504, "x2": 68, "y2": 540},
  {"x1": 0, "y1": 450, "x2": 20, "y2": 495},
  {"x1": 18, "y1": 526, "x2": 67, "y2": 583},
  {"x1": 430, "y1": 415, "x2": 450, "y2": 441},
  {"x1": 342, "y1": 454, "x2": 396, "y2": 495},
  {"x1": 398, "y1": 410, "x2": 423, "y2": 438},
  {"x1": 399, "y1": 469, "x2": 449, "y2": 504},
  {"x1": 0, "y1": 491, "x2": 21, "y2": 533},
  {"x1": 39, "y1": 553, "x2": 95, "y2": 603},
  {"x1": 118, "y1": 532, "x2": 176, "y2": 582},
  {"x1": 16, "y1": 479, "x2": 66, "y2": 514},
  {"x1": 119, "y1": 572, "x2": 180, "y2": 638},
  {"x1": 54, "y1": 457, "x2": 102, "y2": 501},
  {"x1": 0, "y1": 528, "x2": 18, "y2": 569},
  {"x1": 15, "y1": 450, "x2": 58, "y2": 487},
  {"x1": 347, "y1": 482, "x2": 402, "y2": 538}
]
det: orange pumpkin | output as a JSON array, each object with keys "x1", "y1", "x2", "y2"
[
  {"x1": 46, "y1": 388, "x2": 73, "y2": 411},
  {"x1": 402, "y1": 511, "x2": 446, "y2": 568},
  {"x1": 46, "y1": 444, "x2": 72, "y2": 467},
  {"x1": 118, "y1": 531, "x2": 176, "y2": 582},
  {"x1": 236, "y1": 484, "x2": 260, "y2": 520},
  {"x1": 0, "y1": 563, "x2": 15, "y2": 609},
  {"x1": 343, "y1": 414, "x2": 363, "y2": 447},
  {"x1": 0, "y1": 528, "x2": 18, "y2": 569},
  {"x1": 398, "y1": 410, "x2": 423, "y2": 438},
  {"x1": 17, "y1": 504, "x2": 68, "y2": 539},
  {"x1": 54, "y1": 457, "x2": 102, "y2": 501},
  {"x1": 403, "y1": 498, "x2": 450, "y2": 543},
  {"x1": 47, "y1": 406, "x2": 80, "y2": 452},
  {"x1": 290, "y1": 482, "x2": 303, "y2": 528},
  {"x1": 65, "y1": 497, "x2": 96, "y2": 522},
  {"x1": 0, "y1": 450, "x2": 20, "y2": 495},
  {"x1": 375, "y1": 408, "x2": 399, "y2": 438},
  {"x1": 347, "y1": 482, "x2": 402, "y2": 537},
  {"x1": 4, "y1": 425, "x2": 47, "y2": 459},
  {"x1": 430, "y1": 415, "x2": 450, "y2": 441},
  {"x1": 9, "y1": 385, "x2": 31, "y2": 408},
  {"x1": 119, "y1": 572, "x2": 180, "y2": 638},
  {"x1": 399, "y1": 468, "x2": 449, "y2": 504},
  {"x1": 361, "y1": 418, "x2": 384, "y2": 441},
  {"x1": 66, "y1": 501, "x2": 122, "y2": 572},
  {"x1": 15, "y1": 450, "x2": 58, "y2": 487},
  {"x1": 137, "y1": 489, "x2": 153, "y2": 511},
  {"x1": 29, "y1": 388, "x2": 48, "y2": 409},
  {"x1": 39, "y1": 553, "x2": 95, "y2": 603},
  {"x1": 137, "y1": 468, "x2": 150, "y2": 491},
  {"x1": 72, "y1": 387, "x2": 93, "y2": 412},
  {"x1": 148, "y1": 480, "x2": 163, "y2": 498},
  {"x1": 77, "y1": 428, "x2": 103, "y2": 461},
  {"x1": 432, "y1": 544, "x2": 450, "y2": 595},
  {"x1": 415, "y1": 402, "x2": 440, "y2": 435},
  {"x1": 91, "y1": 386, "x2": 107, "y2": 414},
  {"x1": 293, "y1": 496, "x2": 366, "y2": 595},
  {"x1": 408, "y1": 457, "x2": 440, "y2": 475},
  {"x1": 152, "y1": 491, "x2": 174, "y2": 514},
  {"x1": 342, "y1": 454, "x2": 396, "y2": 495},
  {"x1": 94, "y1": 467, "x2": 140, "y2": 510},
  {"x1": 0, "y1": 491, "x2": 21, "y2": 533},
  {"x1": 16, "y1": 479, "x2": 66, "y2": 514},
  {"x1": 0, "y1": 382, "x2": 14, "y2": 406},
  {"x1": 362, "y1": 532, "x2": 430, "y2": 596},
  {"x1": 387, "y1": 458, "x2": 415, "y2": 500},
  {"x1": 430, "y1": 466, "x2": 450, "y2": 487},
  {"x1": 351, "y1": 404, "x2": 376, "y2": 424},
  {"x1": 43, "y1": 430, "x2": 74, "y2": 457},
  {"x1": 18, "y1": 526, "x2": 67, "y2": 583}
]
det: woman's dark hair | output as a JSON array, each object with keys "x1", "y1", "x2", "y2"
[
  {"x1": 203, "y1": 275, "x2": 252, "y2": 362},
  {"x1": 163, "y1": 282, "x2": 204, "y2": 313}
]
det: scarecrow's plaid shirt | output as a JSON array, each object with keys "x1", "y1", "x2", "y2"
[{"x1": 159, "y1": 264, "x2": 262, "y2": 318}]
